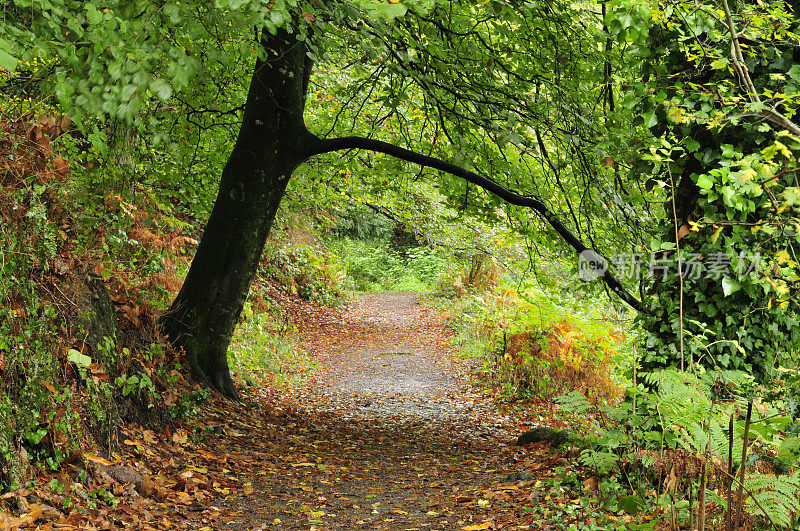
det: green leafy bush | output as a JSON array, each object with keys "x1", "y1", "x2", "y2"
[
  {"x1": 260, "y1": 244, "x2": 345, "y2": 304},
  {"x1": 229, "y1": 301, "x2": 316, "y2": 388},
  {"x1": 332, "y1": 238, "x2": 447, "y2": 293}
]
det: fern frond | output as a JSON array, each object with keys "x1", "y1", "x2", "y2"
[
  {"x1": 744, "y1": 472, "x2": 800, "y2": 528},
  {"x1": 556, "y1": 390, "x2": 594, "y2": 415},
  {"x1": 580, "y1": 449, "x2": 619, "y2": 475},
  {"x1": 708, "y1": 418, "x2": 731, "y2": 459}
]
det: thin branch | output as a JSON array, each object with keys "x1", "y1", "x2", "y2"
[
  {"x1": 720, "y1": 0, "x2": 800, "y2": 136},
  {"x1": 667, "y1": 164, "x2": 686, "y2": 371}
]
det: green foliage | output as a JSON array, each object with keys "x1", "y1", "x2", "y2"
[
  {"x1": 557, "y1": 390, "x2": 596, "y2": 417},
  {"x1": 229, "y1": 301, "x2": 316, "y2": 388},
  {"x1": 332, "y1": 238, "x2": 447, "y2": 293},
  {"x1": 612, "y1": 0, "x2": 800, "y2": 379},
  {"x1": 332, "y1": 203, "x2": 396, "y2": 242},
  {"x1": 0, "y1": 184, "x2": 73, "y2": 486},
  {"x1": 0, "y1": 0, "x2": 318, "y2": 123},
  {"x1": 643, "y1": 369, "x2": 740, "y2": 456},
  {"x1": 440, "y1": 268, "x2": 629, "y2": 401},
  {"x1": 744, "y1": 472, "x2": 800, "y2": 528},
  {"x1": 579, "y1": 450, "x2": 619, "y2": 476},
  {"x1": 558, "y1": 367, "x2": 800, "y2": 528},
  {"x1": 169, "y1": 388, "x2": 211, "y2": 420},
  {"x1": 114, "y1": 373, "x2": 155, "y2": 402},
  {"x1": 0, "y1": 113, "x2": 196, "y2": 489},
  {"x1": 261, "y1": 243, "x2": 345, "y2": 304},
  {"x1": 21, "y1": 184, "x2": 59, "y2": 269}
]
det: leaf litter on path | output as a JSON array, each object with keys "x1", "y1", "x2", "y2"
[
  {"x1": 1, "y1": 292, "x2": 574, "y2": 530},
  {"x1": 220, "y1": 292, "x2": 567, "y2": 530}
]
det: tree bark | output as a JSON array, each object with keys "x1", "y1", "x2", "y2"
[{"x1": 161, "y1": 29, "x2": 316, "y2": 399}]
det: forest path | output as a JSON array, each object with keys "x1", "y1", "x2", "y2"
[
  {"x1": 293, "y1": 292, "x2": 500, "y2": 429},
  {"x1": 217, "y1": 292, "x2": 555, "y2": 530}
]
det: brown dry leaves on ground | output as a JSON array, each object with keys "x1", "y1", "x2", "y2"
[{"x1": 2, "y1": 293, "x2": 577, "y2": 530}]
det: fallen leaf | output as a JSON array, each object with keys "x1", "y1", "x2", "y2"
[
  {"x1": 175, "y1": 491, "x2": 194, "y2": 505},
  {"x1": 85, "y1": 454, "x2": 113, "y2": 466},
  {"x1": 143, "y1": 430, "x2": 157, "y2": 444},
  {"x1": 677, "y1": 224, "x2": 691, "y2": 241},
  {"x1": 172, "y1": 430, "x2": 188, "y2": 445}
]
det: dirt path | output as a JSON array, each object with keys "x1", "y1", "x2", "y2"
[
  {"x1": 293, "y1": 292, "x2": 505, "y2": 430},
  {"x1": 214, "y1": 293, "x2": 552, "y2": 530}
]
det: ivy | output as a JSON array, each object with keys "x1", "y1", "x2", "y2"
[{"x1": 615, "y1": 0, "x2": 800, "y2": 380}]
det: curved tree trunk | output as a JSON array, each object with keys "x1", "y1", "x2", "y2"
[
  {"x1": 164, "y1": 28, "x2": 642, "y2": 400},
  {"x1": 161, "y1": 29, "x2": 315, "y2": 399}
]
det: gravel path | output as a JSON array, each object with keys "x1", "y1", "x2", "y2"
[{"x1": 294, "y1": 292, "x2": 504, "y2": 429}]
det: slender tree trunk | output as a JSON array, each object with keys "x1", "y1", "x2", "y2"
[{"x1": 161, "y1": 29, "x2": 315, "y2": 399}]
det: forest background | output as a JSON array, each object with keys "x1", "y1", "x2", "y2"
[{"x1": 2, "y1": 0, "x2": 800, "y2": 528}]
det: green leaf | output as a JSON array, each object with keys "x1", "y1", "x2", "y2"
[
  {"x1": 684, "y1": 138, "x2": 700, "y2": 152},
  {"x1": 149, "y1": 78, "x2": 173, "y2": 100},
  {"x1": 618, "y1": 495, "x2": 645, "y2": 515},
  {"x1": 722, "y1": 277, "x2": 740, "y2": 297},
  {"x1": 163, "y1": 4, "x2": 181, "y2": 23},
  {"x1": 643, "y1": 110, "x2": 658, "y2": 128},
  {"x1": 169, "y1": 64, "x2": 190, "y2": 89},
  {"x1": 55, "y1": 82, "x2": 74, "y2": 111},
  {"x1": 68, "y1": 349, "x2": 92, "y2": 368},
  {"x1": 0, "y1": 39, "x2": 18, "y2": 72},
  {"x1": 86, "y1": 4, "x2": 103, "y2": 26},
  {"x1": 778, "y1": 436, "x2": 800, "y2": 461},
  {"x1": 26, "y1": 428, "x2": 48, "y2": 445},
  {"x1": 370, "y1": 2, "x2": 408, "y2": 21},
  {"x1": 721, "y1": 144, "x2": 735, "y2": 158},
  {"x1": 696, "y1": 174, "x2": 714, "y2": 190}
]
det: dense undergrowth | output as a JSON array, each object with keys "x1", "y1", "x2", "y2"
[
  {"x1": 0, "y1": 113, "x2": 197, "y2": 489},
  {"x1": 436, "y1": 253, "x2": 800, "y2": 528}
]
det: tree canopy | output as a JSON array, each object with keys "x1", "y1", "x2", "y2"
[{"x1": 3, "y1": 0, "x2": 799, "y2": 396}]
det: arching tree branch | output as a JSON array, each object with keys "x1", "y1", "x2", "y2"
[{"x1": 304, "y1": 135, "x2": 645, "y2": 313}]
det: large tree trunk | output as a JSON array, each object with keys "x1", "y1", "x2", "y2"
[{"x1": 161, "y1": 29, "x2": 315, "y2": 399}]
